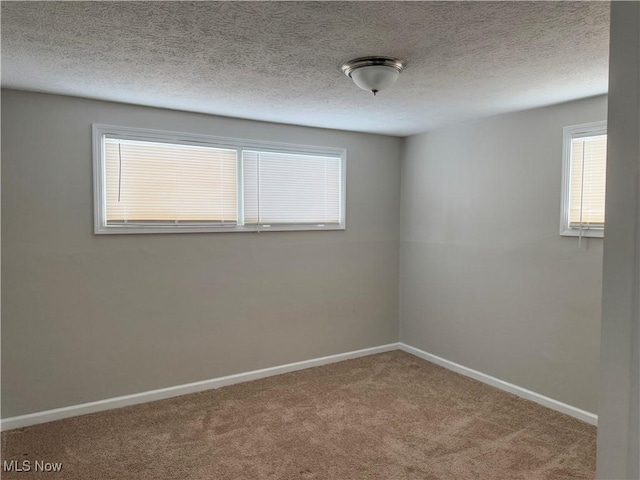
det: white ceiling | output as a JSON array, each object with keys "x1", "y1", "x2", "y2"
[{"x1": 1, "y1": 1, "x2": 610, "y2": 136}]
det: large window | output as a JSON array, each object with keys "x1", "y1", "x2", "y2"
[
  {"x1": 93, "y1": 125, "x2": 346, "y2": 234},
  {"x1": 560, "y1": 121, "x2": 607, "y2": 238}
]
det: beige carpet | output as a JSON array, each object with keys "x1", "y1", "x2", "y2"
[{"x1": 1, "y1": 351, "x2": 596, "y2": 479}]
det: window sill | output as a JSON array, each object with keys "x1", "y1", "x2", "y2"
[
  {"x1": 560, "y1": 228, "x2": 604, "y2": 238},
  {"x1": 94, "y1": 224, "x2": 346, "y2": 235}
]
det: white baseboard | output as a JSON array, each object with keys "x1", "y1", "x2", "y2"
[
  {"x1": 1, "y1": 341, "x2": 597, "y2": 431},
  {"x1": 399, "y1": 343, "x2": 598, "y2": 426},
  {"x1": 1, "y1": 343, "x2": 401, "y2": 432}
]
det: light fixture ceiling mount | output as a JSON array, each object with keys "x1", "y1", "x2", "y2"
[{"x1": 341, "y1": 56, "x2": 406, "y2": 96}]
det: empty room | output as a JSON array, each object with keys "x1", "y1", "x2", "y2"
[{"x1": 1, "y1": 2, "x2": 638, "y2": 479}]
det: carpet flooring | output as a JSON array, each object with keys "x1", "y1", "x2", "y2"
[{"x1": 1, "y1": 351, "x2": 596, "y2": 479}]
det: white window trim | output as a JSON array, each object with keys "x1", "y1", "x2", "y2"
[
  {"x1": 560, "y1": 120, "x2": 607, "y2": 238},
  {"x1": 92, "y1": 124, "x2": 347, "y2": 234}
]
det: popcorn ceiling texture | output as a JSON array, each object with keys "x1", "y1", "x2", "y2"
[{"x1": 1, "y1": 1, "x2": 609, "y2": 136}]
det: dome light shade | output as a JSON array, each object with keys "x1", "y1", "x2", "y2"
[{"x1": 341, "y1": 57, "x2": 406, "y2": 95}]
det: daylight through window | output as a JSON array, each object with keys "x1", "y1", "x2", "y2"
[
  {"x1": 560, "y1": 121, "x2": 607, "y2": 238},
  {"x1": 93, "y1": 125, "x2": 346, "y2": 234}
]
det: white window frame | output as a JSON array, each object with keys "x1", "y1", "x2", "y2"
[
  {"x1": 560, "y1": 120, "x2": 607, "y2": 238},
  {"x1": 92, "y1": 124, "x2": 346, "y2": 234}
]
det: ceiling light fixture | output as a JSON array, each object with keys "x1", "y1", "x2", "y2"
[{"x1": 341, "y1": 56, "x2": 406, "y2": 96}]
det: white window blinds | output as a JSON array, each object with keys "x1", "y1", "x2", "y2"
[
  {"x1": 104, "y1": 139, "x2": 238, "y2": 224},
  {"x1": 93, "y1": 125, "x2": 346, "y2": 234},
  {"x1": 243, "y1": 150, "x2": 342, "y2": 226},
  {"x1": 569, "y1": 134, "x2": 607, "y2": 229},
  {"x1": 560, "y1": 121, "x2": 607, "y2": 238}
]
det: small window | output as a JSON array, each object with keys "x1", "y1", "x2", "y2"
[
  {"x1": 93, "y1": 125, "x2": 346, "y2": 234},
  {"x1": 560, "y1": 121, "x2": 607, "y2": 238}
]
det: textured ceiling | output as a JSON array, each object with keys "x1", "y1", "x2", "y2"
[{"x1": 1, "y1": 1, "x2": 610, "y2": 136}]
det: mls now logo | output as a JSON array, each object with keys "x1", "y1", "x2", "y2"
[{"x1": 3, "y1": 459, "x2": 63, "y2": 472}]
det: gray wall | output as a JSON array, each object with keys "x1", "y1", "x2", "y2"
[
  {"x1": 400, "y1": 95, "x2": 607, "y2": 413},
  {"x1": 1, "y1": 90, "x2": 401, "y2": 418},
  {"x1": 596, "y1": 2, "x2": 640, "y2": 478}
]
